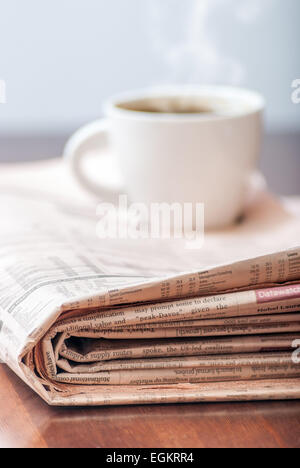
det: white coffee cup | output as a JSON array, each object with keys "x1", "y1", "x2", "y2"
[{"x1": 64, "y1": 86, "x2": 265, "y2": 229}]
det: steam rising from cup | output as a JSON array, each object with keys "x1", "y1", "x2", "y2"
[{"x1": 146, "y1": 0, "x2": 271, "y2": 85}]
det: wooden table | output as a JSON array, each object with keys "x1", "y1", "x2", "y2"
[
  {"x1": 0, "y1": 365, "x2": 300, "y2": 448},
  {"x1": 0, "y1": 133, "x2": 299, "y2": 448}
]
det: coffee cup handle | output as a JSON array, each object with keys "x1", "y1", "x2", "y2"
[{"x1": 63, "y1": 119, "x2": 121, "y2": 200}]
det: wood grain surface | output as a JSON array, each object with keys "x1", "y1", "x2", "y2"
[{"x1": 0, "y1": 365, "x2": 299, "y2": 448}]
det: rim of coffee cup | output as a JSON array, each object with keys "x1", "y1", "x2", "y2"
[{"x1": 104, "y1": 85, "x2": 265, "y2": 122}]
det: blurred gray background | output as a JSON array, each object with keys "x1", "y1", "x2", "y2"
[{"x1": 0, "y1": 0, "x2": 299, "y2": 193}]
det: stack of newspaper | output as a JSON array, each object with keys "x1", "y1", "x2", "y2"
[{"x1": 0, "y1": 160, "x2": 299, "y2": 406}]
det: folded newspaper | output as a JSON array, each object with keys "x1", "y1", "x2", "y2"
[{"x1": 0, "y1": 160, "x2": 299, "y2": 406}]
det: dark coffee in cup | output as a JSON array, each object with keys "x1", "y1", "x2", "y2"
[{"x1": 116, "y1": 95, "x2": 245, "y2": 116}]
